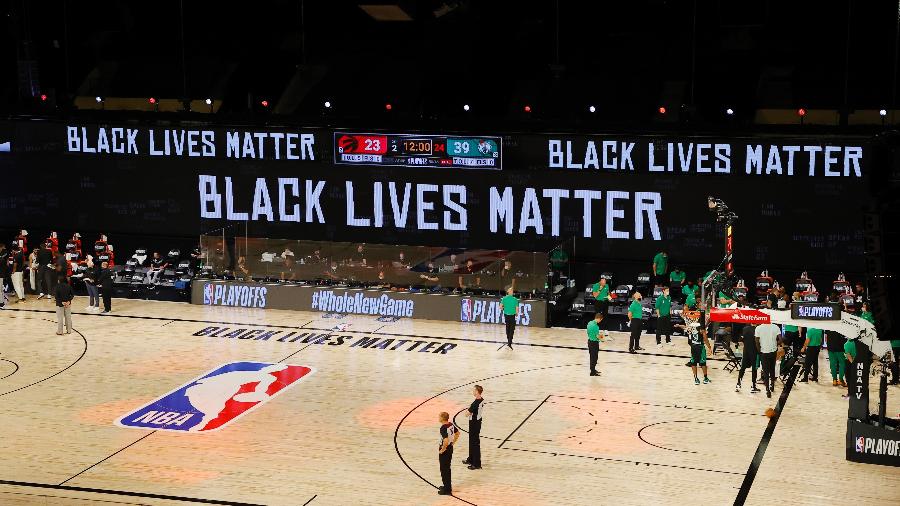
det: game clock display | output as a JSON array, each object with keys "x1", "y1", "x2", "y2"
[{"x1": 334, "y1": 132, "x2": 501, "y2": 169}]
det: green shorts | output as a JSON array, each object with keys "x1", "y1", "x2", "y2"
[{"x1": 689, "y1": 345, "x2": 707, "y2": 365}]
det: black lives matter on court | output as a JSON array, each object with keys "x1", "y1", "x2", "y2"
[{"x1": 193, "y1": 326, "x2": 457, "y2": 354}]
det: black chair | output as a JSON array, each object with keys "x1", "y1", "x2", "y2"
[{"x1": 721, "y1": 342, "x2": 742, "y2": 374}]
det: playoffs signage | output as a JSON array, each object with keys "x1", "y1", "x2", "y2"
[
  {"x1": 203, "y1": 283, "x2": 268, "y2": 308},
  {"x1": 847, "y1": 419, "x2": 900, "y2": 467},
  {"x1": 191, "y1": 281, "x2": 548, "y2": 326},
  {"x1": 461, "y1": 298, "x2": 534, "y2": 326}
]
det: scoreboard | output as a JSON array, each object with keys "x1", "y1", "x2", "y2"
[{"x1": 334, "y1": 132, "x2": 502, "y2": 169}]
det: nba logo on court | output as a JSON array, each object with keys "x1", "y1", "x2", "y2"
[
  {"x1": 460, "y1": 299, "x2": 473, "y2": 322},
  {"x1": 856, "y1": 436, "x2": 865, "y2": 453},
  {"x1": 117, "y1": 362, "x2": 314, "y2": 433}
]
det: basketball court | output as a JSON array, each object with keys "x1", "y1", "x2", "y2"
[{"x1": 1, "y1": 297, "x2": 898, "y2": 505}]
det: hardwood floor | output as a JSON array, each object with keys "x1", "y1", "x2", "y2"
[{"x1": 1, "y1": 297, "x2": 898, "y2": 505}]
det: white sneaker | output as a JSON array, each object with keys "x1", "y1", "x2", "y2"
[
  {"x1": 657, "y1": 343, "x2": 663, "y2": 349},
  {"x1": 38, "y1": 293, "x2": 45, "y2": 299}
]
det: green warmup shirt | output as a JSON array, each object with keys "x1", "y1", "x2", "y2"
[
  {"x1": 784, "y1": 324, "x2": 799, "y2": 333},
  {"x1": 655, "y1": 294, "x2": 671, "y2": 316},
  {"x1": 501, "y1": 294, "x2": 519, "y2": 316},
  {"x1": 652, "y1": 252, "x2": 668, "y2": 275},
  {"x1": 628, "y1": 300, "x2": 643, "y2": 320},
  {"x1": 587, "y1": 320, "x2": 601, "y2": 342},
  {"x1": 669, "y1": 270, "x2": 686, "y2": 284},
  {"x1": 717, "y1": 290, "x2": 730, "y2": 308},
  {"x1": 704, "y1": 270, "x2": 716, "y2": 282},
  {"x1": 806, "y1": 328, "x2": 824, "y2": 347},
  {"x1": 683, "y1": 285, "x2": 697, "y2": 307},
  {"x1": 891, "y1": 339, "x2": 900, "y2": 348},
  {"x1": 844, "y1": 340, "x2": 857, "y2": 359},
  {"x1": 592, "y1": 282, "x2": 609, "y2": 300},
  {"x1": 860, "y1": 311, "x2": 875, "y2": 324}
]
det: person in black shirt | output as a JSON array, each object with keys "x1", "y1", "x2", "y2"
[
  {"x1": 736, "y1": 324, "x2": 760, "y2": 393},
  {"x1": 98, "y1": 261, "x2": 114, "y2": 313},
  {"x1": 54, "y1": 252, "x2": 68, "y2": 292},
  {"x1": 147, "y1": 252, "x2": 168, "y2": 284},
  {"x1": 462, "y1": 385, "x2": 484, "y2": 470},
  {"x1": 55, "y1": 275, "x2": 74, "y2": 335},
  {"x1": 36, "y1": 243, "x2": 53, "y2": 299},
  {"x1": 853, "y1": 282, "x2": 867, "y2": 307},
  {"x1": 765, "y1": 288, "x2": 778, "y2": 309},
  {"x1": 280, "y1": 254, "x2": 297, "y2": 282},
  {"x1": 437, "y1": 411, "x2": 459, "y2": 495}
]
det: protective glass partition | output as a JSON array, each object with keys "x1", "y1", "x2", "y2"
[{"x1": 197, "y1": 235, "x2": 550, "y2": 297}]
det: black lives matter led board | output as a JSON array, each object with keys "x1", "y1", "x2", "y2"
[{"x1": 333, "y1": 132, "x2": 501, "y2": 169}]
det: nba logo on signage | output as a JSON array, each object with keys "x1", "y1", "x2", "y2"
[
  {"x1": 203, "y1": 283, "x2": 214, "y2": 305},
  {"x1": 856, "y1": 436, "x2": 864, "y2": 453},
  {"x1": 460, "y1": 299, "x2": 473, "y2": 322},
  {"x1": 117, "y1": 362, "x2": 314, "y2": 432}
]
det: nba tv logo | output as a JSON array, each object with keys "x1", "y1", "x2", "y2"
[{"x1": 117, "y1": 362, "x2": 314, "y2": 432}]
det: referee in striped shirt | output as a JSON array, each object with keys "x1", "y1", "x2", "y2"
[{"x1": 462, "y1": 385, "x2": 484, "y2": 470}]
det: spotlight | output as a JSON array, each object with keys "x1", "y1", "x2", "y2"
[
  {"x1": 205, "y1": 98, "x2": 212, "y2": 105},
  {"x1": 463, "y1": 104, "x2": 470, "y2": 111},
  {"x1": 95, "y1": 96, "x2": 103, "y2": 103},
  {"x1": 385, "y1": 103, "x2": 392, "y2": 111},
  {"x1": 524, "y1": 105, "x2": 532, "y2": 113},
  {"x1": 260, "y1": 100, "x2": 269, "y2": 108},
  {"x1": 588, "y1": 105, "x2": 596, "y2": 113},
  {"x1": 658, "y1": 106, "x2": 666, "y2": 114},
  {"x1": 725, "y1": 108, "x2": 734, "y2": 116},
  {"x1": 797, "y1": 108, "x2": 806, "y2": 117},
  {"x1": 879, "y1": 109, "x2": 887, "y2": 117},
  {"x1": 324, "y1": 101, "x2": 332, "y2": 109},
  {"x1": 40, "y1": 94, "x2": 47, "y2": 102},
  {"x1": 148, "y1": 97, "x2": 157, "y2": 105}
]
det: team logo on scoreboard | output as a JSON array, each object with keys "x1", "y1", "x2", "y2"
[
  {"x1": 117, "y1": 362, "x2": 314, "y2": 432},
  {"x1": 336, "y1": 135, "x2": 359, "y2": 153}
]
